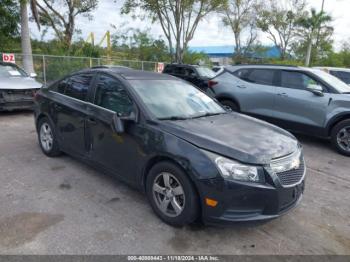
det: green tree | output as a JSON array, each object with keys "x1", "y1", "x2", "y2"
[
  {"x1": 122, "y1": 0, "x2": 226, "y2": 63},
  {"x1": 35, "y1": 0, "x2": 98, "y2": 47},
  {"x1": 222, "y1": 0, "x2": 261, "y2": 60},
  {"x1": 111, "y1": 27, "x2": 171, "y2": 62},
  {"x1": 296, "y1": 8, "x2": 332, "y2": 66},
  {"x1": 0, "y1": 0, "x2": 20, "y2": 50},
  {"x1": 257, "y1": 0, "x2": 306, "y2": 60}
]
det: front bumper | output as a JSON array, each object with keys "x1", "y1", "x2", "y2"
[
  {"x1": 197, "y1": 174, "x2": 305, "y2": 225},
  {"x1": 0, "y1": 89, "x2": 36, "y2": 111}
]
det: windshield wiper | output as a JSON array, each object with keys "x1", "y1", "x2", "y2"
[
  {"x1": 190, "y1": 112, "x2": 225, "y2": 119},
  {"x1": 158, "y1": 116, "x2": 189, "y2": 121}
]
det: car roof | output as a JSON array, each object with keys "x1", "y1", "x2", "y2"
[
  {"x1": 165, "y1": 64, "x2": 204, "y2": 68},
  {"x1": 314, "y1": 66, "x2": 350, "y2": 72},
  {"x1": 225, "y1": 64, "x2": 311, "y2": 72},
  {"x1": 77, "y1": 67, "x2": 177, "y2": 80}
]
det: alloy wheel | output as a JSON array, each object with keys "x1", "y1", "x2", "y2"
[
  {"x1": 337, "y1": 126, "x2": 350, "y2": 152},
  {"x1": 152, "y1": 172, "x2": 185, "y2": 217},
  {"x1": 40, "y1": 123, "x2": 54, "y2": 152}
]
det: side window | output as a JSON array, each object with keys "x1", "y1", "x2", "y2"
[
  {"x1": 163, "y1": 66, "x2": 173, "y2": 74},
  {"x1": 232, "y1": 69, "x2": 251, "y2": 81},
  {"x1": 281, "y1": 71, "x2": 322, "y2": 91},
  {"x1": 332, "y1": 71, "x2": 350, "y2": 84},
  {"x1": 184, "y1": 68, "x2": 196, "y2": 77},
  {"x1": 247, "y1": 69, "x2": 275, "y2": 85},
  {"x1": 64, "y1": 74, "x2": 93, "y2": 101},
  {"x1": 94, "y1": 75, "x2": 133, "y2": 115},
  {"x1": 173, "y1": 67, "x2": 185, "y2": 76}
]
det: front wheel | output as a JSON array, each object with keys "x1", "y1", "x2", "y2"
[
  {"x1": 38, "y1": 117, "x2": 61, "y2": 157},
  {"x1": 331, "y1": 119, "x2": 350, "y2": 156},
  {"x1": 146, "y1": 161, "x2": 199, "y2": 227}
]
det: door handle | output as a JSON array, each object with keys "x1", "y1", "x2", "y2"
[
  {"x1": 277, "y1": 93, "x2": 288, "y2": 97},
  {"x1": 87, "y1": 117, "x2": 97, "y2": 125},
  {"x1": 237, "y1": 84, "x2": 246, "y2": 88},
  {"x1": 54, "y1": 104, "x2": 62, "y2": 110}
]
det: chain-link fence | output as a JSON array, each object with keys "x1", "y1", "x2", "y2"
[{"x1": 10, "y1": 54, "x2": 162, "y2": 84}]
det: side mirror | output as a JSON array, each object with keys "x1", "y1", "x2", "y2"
[
  {"x1": 307, "y1": 84, "x2": 324, "y2": 96},
  {"x1": 30, "y1": 73, "x2": 37, "y2": 78},
  {"x1": 112, "y1": 111, "x2": 137, "y2": 134},
  {"x1": 112, "y1": 114, "x2": 125, "y2": 134}
]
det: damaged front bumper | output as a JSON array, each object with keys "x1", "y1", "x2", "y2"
[{"x1": 0, "y1": 89, "x2": 37, "y2": 111}]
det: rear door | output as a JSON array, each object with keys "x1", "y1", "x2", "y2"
[
  {"x1": 274, "y1": 70, "x2": 330, "y2": 132},
  {"x1": 231, "y1": 68, "x2": 277, "y2": 118},
  {"x1": 52, "y1": 73, "x2": 95, "y2": 157}
]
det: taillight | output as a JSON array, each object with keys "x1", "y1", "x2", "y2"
[{"x1": 208, "y1": 80, "x2": 218, "y2": 88}]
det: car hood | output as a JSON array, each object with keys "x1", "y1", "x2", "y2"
[
  {"x1": 0, "y1": 77, "x2": 42, "y2": 90},
  {"x1": 160, "y1": 113, "x2": 299, "y2": 165}
]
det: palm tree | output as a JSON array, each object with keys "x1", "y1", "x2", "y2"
[
  {"x1": 19, "y1": 0, "x2": 40, "y2": 74},
  {"x1": 297, "y1": 8, "x2": 332, "y2": 66}
]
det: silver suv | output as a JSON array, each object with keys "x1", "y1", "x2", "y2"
[{"x1": 210, "y1": 65, "x2": 350, "y2": 156}]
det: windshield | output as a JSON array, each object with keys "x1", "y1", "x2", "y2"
[
  {"x1": 311, "y1": 69, "x2": 350, "y2": 93},
  {"x1": 196, "y1": 67, "x2": 216, "y2": 78},
  {"x1": 0, "y1": 64, "x2": 28, "y2": 78},
  {"x1": 131, "y1": 80, "x2": 225, "y2": 119}
]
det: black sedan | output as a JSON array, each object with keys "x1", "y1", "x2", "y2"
[{"x1": 33, "y1": 67, "x2": 306, "y2": 226}]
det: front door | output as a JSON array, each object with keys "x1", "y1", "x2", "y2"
[
  {"x1": 274, "y1": 70, "x2": 330, "y2": 132},
  {"x1": 86, "y1": 74, "x2": 141, "y2": 183}
]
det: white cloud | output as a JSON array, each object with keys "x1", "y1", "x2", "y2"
[{"x1": 30, "y1": 0, "x2": 350, "y2": 48}]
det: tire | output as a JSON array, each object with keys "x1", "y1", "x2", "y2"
[
  {"x1": 331, "y1": 119, "x2": 350, "y2": 156},
  {"x1": 146, "y1": 161, "x2": 199, "y2": 227},
  {"x1": 37, "y1": 117, "x2": 61, "y2": 157},
  {"x1": 220, "y1": 100, "x2": 239, "y2": 112}
]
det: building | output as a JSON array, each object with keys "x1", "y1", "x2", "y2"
[{"x1": 188, "y1": 45, "x2": 281, "y2": 65}]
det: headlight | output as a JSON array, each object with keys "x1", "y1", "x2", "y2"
[{"x1": 215, "y1": 157, "x2": 260, "y2": 182}]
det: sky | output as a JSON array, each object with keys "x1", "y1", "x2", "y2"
[{"x1": 30, "y1": 0, "x2": 350, "y2": 49}]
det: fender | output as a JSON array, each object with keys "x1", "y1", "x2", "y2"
[
  {"x1": 215, "y1": 93, "x2": 241, "y2": 110},
  {"x1": 326, "y1": 111, "x2": 350, "y2": 135}
]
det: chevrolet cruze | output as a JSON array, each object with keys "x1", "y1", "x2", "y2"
[{"x1": 33, "y1": 67, "x2": 306, "y2": 226}]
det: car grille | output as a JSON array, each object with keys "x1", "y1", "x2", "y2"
[
  {"x1": 1, "y1": 89, "x2": 35, "y2": 101},
  {"x1": 276, "y1": 160, "x2": 305, "y2": 187}
]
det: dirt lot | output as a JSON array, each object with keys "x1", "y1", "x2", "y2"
[{"x1": 0, "y1": 111, "x2": 349, "y2": 255}]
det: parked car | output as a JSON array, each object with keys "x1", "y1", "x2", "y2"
[
  {"x1": 212, "y1": 66, "x2": 225, "y2": 75},
  {"x1": 314, "y1": 67, "x2": 350, "y2": 85},
  {"x1": 162, "y1": 64, "x2": 216, "y2": 91},
  {"x1": 209, "y1": 65, "x2": 350, "y2": 155},
  {"x1": 34, "y1": 67, "x2": 305, "y2": 226},
  {"x1": 0, "y1": 62, "x2": 41, "y2": 111}
]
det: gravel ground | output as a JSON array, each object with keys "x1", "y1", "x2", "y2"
[{"x1": 0, "y1": 111, "x2": 349, "y2": 255}]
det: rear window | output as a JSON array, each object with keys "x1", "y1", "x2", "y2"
[{"x1": 196, "y1": 67, "x2": 216, "y2": 78}]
